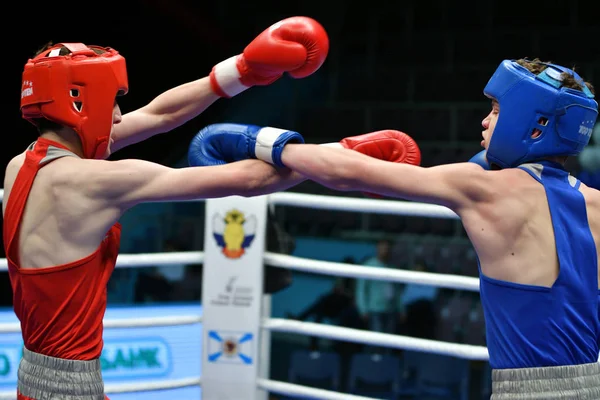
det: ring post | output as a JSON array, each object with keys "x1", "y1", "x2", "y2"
[{"x1": 202, "y1": 195, "x2": 269, "y2": 399}]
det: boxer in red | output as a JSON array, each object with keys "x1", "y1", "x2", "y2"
[{"x1": 2, "y1": 17, "x2": 334, "y2": 399}]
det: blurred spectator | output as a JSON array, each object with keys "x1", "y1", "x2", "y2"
[
  {"x1": 288, "y1": 257, "x2": 365, "y2": 349},
  {"x1": 134, "y1": 238, "x2": 185, "y2": 303},
  {"x1": 395, "y1": 260, "x2": 439, "y2": 339},
  {"x1": 291, "y1": 279, "x2": 354, "y2": 325},
  {"x1": 157, "y1": 239, "x2": 187, "y2": 282},
  {"x1": 134, "y1": 267, "x2": 174, "y2": 303},
  {"x1": 287, "y1": 256, "x2": 365, "y2": 389},
  {"x1": 171, "y1": 264, "x2": 203, "y2": 302},
  {"x1": 355, "y1": 239, "x2": 396, "y2": 335}
]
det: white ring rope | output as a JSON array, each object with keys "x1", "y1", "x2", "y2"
[
  {"x1": 265, "y1": 252, "x2": 480, "y2": 292},
  {"x1": 113, "y1": 251, "x2": 205, "y2": 268},
  {"x1": 0, "y1": 251, "x2": 205, "y2": 272},
  {"x1": 0, "y1": 315, "x2": 202, "y2": 333},
  {"x1": 0, "y1": 252, "x2": 478, "y2": 292},
  {"x1": 268, "y1": 192, "x2": 460, "y2": 219},
  {"x1": 263, "y1": 318, "x2": 489, "y2": 360},
  {"x1": 0, "y1": 315, "x2": 488, "y2": 362},
  {"x1": 257, "y1": 378, "x2": 378, "y2": 400},
  {"x1": 104, "y1": 377, "x2": 201, "y2": 393},
  {"x1": 0, "y1": 190, "x2": 457, "y2": 219}
]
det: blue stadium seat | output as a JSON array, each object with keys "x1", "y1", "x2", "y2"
[
  {"x1": 464, "y1": 301, "x2": 487, "y2": 346},
  {"x1": 414, "y1": 353, "x2": 470, "y2": 399},
  {"x1": 287, "y1": 350, "x2": 341, "y2": 398},
  {"x1": 347, "y1": 353, "x2": 402, "y2": 400},
  {"x1": 398, "y1": 350, "x2": 422, "y2": 397}
]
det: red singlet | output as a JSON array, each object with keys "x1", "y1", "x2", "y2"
[{"x1": 3, "y1": 138, "x2": 121, "y2": 361}]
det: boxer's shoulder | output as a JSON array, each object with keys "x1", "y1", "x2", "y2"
[
  {"x1": 39, "y1": 156, "x2": 102, "y2": 192},
  {"x1": 458, "y1": 166, "x2": 541, "y2": 224},
  {"x1": 481, "y1": 167, "x2": 539, "y2": 192},
  {"x1": 2, "y1": 152, "x2": 26, "y2": 213},
  {"x1": 488, "y1": 168, "x2": 547, "y2": 206},
  {"x1": 4, "y1": 152, "x2": 26, "y2": 184},
  {"x1": 578, "y1": 180, "x2": 600, "y2": 200},
  {"x1": 578, "y1": 182, "x2": 600, "y2": 226},
  {"x1": 25, "y1": 157, "x2": 140, "y2": 216},
  {"x1": 450, "y1": 162, "x2": 515, "y2": 199}
]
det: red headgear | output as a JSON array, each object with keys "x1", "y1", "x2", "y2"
[{"x1": 20, "y1": 43, "x2": 129, "y2": 159}]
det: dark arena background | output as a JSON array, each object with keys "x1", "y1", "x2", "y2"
[{"x1": 0, "y1": 1, "x2": 599, "y2": 399}]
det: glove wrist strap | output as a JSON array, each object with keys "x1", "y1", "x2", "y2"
[
  {"x1": 210, "y1": 56, "x2": 249, "y2": 98},
  {"x1": 255, "y1": 127, "x2": 291, "y2": 165}
]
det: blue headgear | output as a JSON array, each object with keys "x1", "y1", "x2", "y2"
[{"x1": 484, "y1": 60, "x2": 598, "y2": 169}]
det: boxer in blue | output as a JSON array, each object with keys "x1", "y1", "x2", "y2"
[{"x1": 190, "y1": 58, "x2": 600, "y2": 399}]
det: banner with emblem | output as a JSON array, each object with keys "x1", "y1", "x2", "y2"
[{"x1": 201, "y1": 195, "x2": 268, "y2": 399}]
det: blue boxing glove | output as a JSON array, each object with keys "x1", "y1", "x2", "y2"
[
  {"x1": 188, "y1": 123, "x2": 305, "y2": 168},
  {"x1": 469, "y1": 150, "x2": 490, "y2": 170}
]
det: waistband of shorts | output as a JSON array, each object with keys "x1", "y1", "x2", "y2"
[
  {"x1": 492, "y1": 362, "x2": 600, "y2": 382},
  {"x1": 491, "y1": 362, "x2": 600, "y2": 399},
  {"x1": 18, "y1": 347, "x2": 104, "y2": 399},
  {"x1": 22, "y1": 347, "x2": 102, "y2": 373}
]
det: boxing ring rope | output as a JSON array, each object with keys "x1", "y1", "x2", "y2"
[
  {"x1": 0, "y1": 252, "x2": 479, "y2": 291},
  {"x1": 256, "y1": 379, "x2": 380, "y2": 400},
  {"x1": 263, "y1": 318, "x2": 488, "y2": 360},
  {"x1": 264, "y1": 253, "x2": 480, "y2": 291},
  {"x1": 0, "y1": 315, "x2": 203, "y2": 333},
  {"x1": 270, "y1": 192, "x2": 461, "y2": 218},
  {"x1": 0, "y1": 191, "x2": 487, "y2": 399}
]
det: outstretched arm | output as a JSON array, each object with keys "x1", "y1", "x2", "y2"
[
  {"x1": 110, "y1": 17, "x2": 328, "y2": 153},
  {"x1": 111, "y1": 78, "x2": 219, "y2": 152},
  {"x1": 86, "y1": 158, "x2": 305, "y2": 210},
  {"x1": 183, "y1": 122, "x2": 488, "y2": 212},
  {"x1": 280, "y1": 144, "x2": 493, "y2": 212}
]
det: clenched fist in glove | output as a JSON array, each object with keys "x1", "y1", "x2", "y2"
[
  {"x1": 188, "y1": 123, "x2": 305, "y2": 168},
  {"x1": 331, "y1": 130, "x2": 421, "y2": 166},
  {"x1": 328, "y1": 130, "x2": 421, "y2": 198},
  {"x1": 210, "y1": 17, "x2": 329, "y2": 98}
]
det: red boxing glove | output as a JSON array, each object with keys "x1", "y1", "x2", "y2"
[
  {"x1": 210, "y1": 17, "x2": 329, "y2": 98},
  {"x1": 340, "y1": 130, "x2": 421, "y2": 165},
  {"x1": 339, "y1": 130, "x2": 421, "y2": 198}
]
